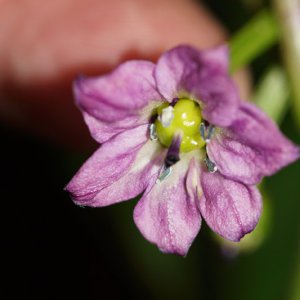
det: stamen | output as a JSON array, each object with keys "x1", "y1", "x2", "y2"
[
  {"x1": 165, "y1": 133, "x2": 181, "y2": 167},
  {"x1": 149, "y1": 123, "x2": 158, "y2": 141},
  {"x1": 156, "y1": 134, "x2": 181, "y2": 183},
  {"x1": 207, "y1": 125, "x2": 215, "y2": 142},
  {"x1": 200, "y1": 122, "x2": 206, "y2": 140},
  {"x1": 200, "y1": 122, "x2": 215, "y2": 143},
  {"x1": 204, "y1": 157, "x2": 218, "y2": 173},
  {"x1": 156, "y1": 166, "x2": 172, "y2": 183}
]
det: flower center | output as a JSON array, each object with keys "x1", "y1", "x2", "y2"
[{"x1": 155, "y1": 98, "x2": 206, "y2": 152}]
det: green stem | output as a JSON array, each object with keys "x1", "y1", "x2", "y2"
[{"x1": 273, "y1": 0, "x2": 300, "y2": 130}]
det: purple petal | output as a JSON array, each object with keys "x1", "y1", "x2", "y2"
[
  {"x1": 154, "y1": 45, "x2": 239, "y2": 127},
  {"x1": 82, "y1": 112, "x2": 143, "y2": 144},
  {"x1": 86, "y1": 141, "x2": 166, "y2": 207},
  {"x1": 187, "y1": 71, "x2": 239, "y2": 127},
  {"x1": 200, "y1": 170, "x2": 262, "y2": 242},
  {"x1": 198, "y1": 45, "x2": 229, "y2": 71},
  {"x1": 66, "y1": 124, "x2": 149, "y2": 205},
  {"x1": 207, "y1": 102, "x2": 300, "y2": 184},
  {"x1": 134, "y1": 156, "x2": 202, "y2": 255},
  {"x1": 74, "y1": 60, "x2": 162, "y2": 142}
]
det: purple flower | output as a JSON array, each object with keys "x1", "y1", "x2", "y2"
[{"x1": 66, "y1": 45, "x2": 299, "y2": 256}]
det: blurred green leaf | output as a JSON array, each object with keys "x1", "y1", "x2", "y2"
[
  {"x1": 230, "y1": 10, "x2": 279, "y2": 73},
  {"x1": 273, "y1": 0, "x2": 300, "y2": 131},
  {"x1": 254, "y1": 66, "x2": 290, "y2": 123}
]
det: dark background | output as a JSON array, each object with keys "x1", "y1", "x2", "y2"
[{"x1": 2, "y1": 1, "x2": 300, "y2": 299}]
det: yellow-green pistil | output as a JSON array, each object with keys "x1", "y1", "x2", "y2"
[{"x1": 155, "y1": 98, "x2": 206, "y2": 152}]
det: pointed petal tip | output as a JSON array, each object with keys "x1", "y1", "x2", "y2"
[
  {"x1": 215, "y1": 218, "x2": 260, "y2": 243},
  {"x1": 163, "y1": 43, "x2": 229, "y2": 61},
  {"x1": 158, "y1": 244, "x2": 190, "y2": 257},
  {"x1": 66, "y1": 183, "x2": 115, "y2": 208},
  {"x1": 200, "y1": 170, "x2": 262, "y2": 242},
  {"x1": 64, "y1": 180, "x2": 97, "y2": 206},
  {"x1": 74, "y1": 74, "x2": 86, "y2": 83},
  {"x1": 133, "y1": 158, "x2": 201, "y2": 257},
  {"x1": 295, "y1": 145, "x2": 300, "y2": 158},
  {"x1": 72, "y1": 74, "x2": 89, "y2": 109},
  {"x1": 134, "y1": 209, "x2": 191, "y2": 256},
  {"x1": 200, "y1": 44, "x2": 230, "y2": 71},
  {"x1": 221, "y1": 222, "x2": 258, "y2": 243},
  {"x1": 284, "y1": 143, "x2": 300, "y2": 166}
]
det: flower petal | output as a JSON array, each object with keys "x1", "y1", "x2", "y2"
[
  {"x1": 154, "y1": 45, "x2": 239, "y2": 126},
  {"x1": 207, "y1": 102, "x2": 300, "y2": 184},
  {"x1": 134, "y1": 155, "x2": 202, "y2": 255},
  {"x1": 187, "y1": 70, "x2": 239, "y2": 127},
  {"x1": 74, "y1": 60, "x2": 162, "y2": 142},
  {"x1": 200, "y1": 170, "x2": 262, "y2": 242},
  {"x1": 82, "y1": 112, "x2": 143, "y2": 144},
  {"x1": 66, "y1": 124, "x2": 149, "y2": 205},
  {"x1": 198, "y1": 45, "x2": 229, "y2": 72},
  {"x1": 85, "y1": 141, "x2": 166, "y2": 207}
]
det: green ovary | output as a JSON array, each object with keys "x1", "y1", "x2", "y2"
[{"x1": 155, "y1": 98, "x2": 206, "y2": 152}]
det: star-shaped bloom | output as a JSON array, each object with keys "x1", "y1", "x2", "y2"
[{"x1": 66, "y1": 45, "x2": 299, "y2": 255}]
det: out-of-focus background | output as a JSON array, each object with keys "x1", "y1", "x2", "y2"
[{"x1": 1, "y1": 0, "x2": 300, "y2": 299}]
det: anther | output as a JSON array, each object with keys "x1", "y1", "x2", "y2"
[
  {"x1": 156, "y1": 166, "x2": 172, "y2": 183},
  {"x1": 207, "y1": 125, "x2": 215, "y2": 142},
  {"x1": 149, "y1": 123, "x2": 158, "y2": 141},
  {"x1": 204, "y1": 157, "x2": 218, "y2": 173},
  {"x1": 156, "y1": 134, "x2": 181, "y2": 183},
  {"x1": 200, "y1": 122, "x2": 215, "y2": 143}
]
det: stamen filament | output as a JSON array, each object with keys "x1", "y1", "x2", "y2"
[
  {"x1": 157, "y1": 166, "x2": 172, "y2": 183},
  {"x1": 149, "y1": 123, "x2": 158, "y2": 141},
  {"x1": 200, "y1": 122, "x2": 215, "y2": 143},
  {"x1": 205, "y1": 157, "x2": 218, "y2": 173}
]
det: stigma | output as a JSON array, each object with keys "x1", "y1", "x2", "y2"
[{"x1": 154, "y1": 98, "x2": 206, "y2": 152}]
